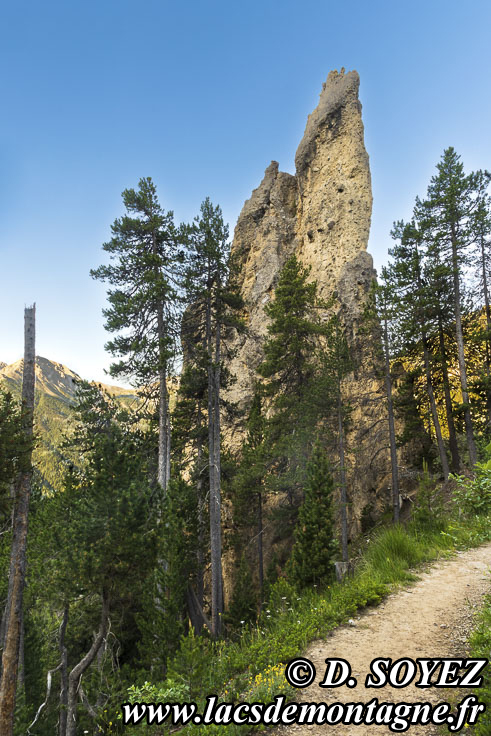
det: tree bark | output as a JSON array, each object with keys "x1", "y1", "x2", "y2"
[
  {"x1": 207, "y1": 282, "x2": 223, "y2": 638},
  {"x1": 152, "y1": 228, "x2": 170, "y2": 493},
  {"x1": 437, "y1": 316, "x2": 461, "y2": 472},
  {"x1": 65, "y1": 591, "x2": 109, "y2": 736},
  {"x1": 195, "y1": 424, "x2": 205, "y2": 615},
  {"x1": 0, "y1": 305, "x2": 35, "y2": 736},
  {"x1": 337, "y1": 385, "x2": 348, "y2": 564},
  {"x1": 450, "y1": 224, "x2": 477, "y2": 465},
  {"x1": 422, "y1": 329, "x2": 450, "y2": 481},
  {"x1": 59, "y1": 605, "x2": 69, "y2": 736},
  {"x1": 382, "y1": 315, "x2": 400, "y2": 523}
]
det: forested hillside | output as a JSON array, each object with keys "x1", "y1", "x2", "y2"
[{"x1": 0, "y1": 357, "x2": 138, "y2": 493}]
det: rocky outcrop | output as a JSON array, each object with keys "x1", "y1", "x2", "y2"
[{"x1": 224, "y1": 69, "x2": 391, "y2": 537}]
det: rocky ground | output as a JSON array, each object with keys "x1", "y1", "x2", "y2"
[{"x1": 275, "y1": 543, "x2": 491, "y2": 735}]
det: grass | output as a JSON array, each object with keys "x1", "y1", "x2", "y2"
[
  {"x1": 467, "y1": 593, "x2": 491, "y2": 735},
  {"x1": 109, "y1": 511, "x2": 491, "y2": 735}
]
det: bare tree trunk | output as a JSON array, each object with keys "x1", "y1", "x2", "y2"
[
  {"x1": 337, "y1": 386, "x2": 348, "y2": 564},
  {"x1": 59, "y1": 605, "x2": 69, "y2": 736},
  {"x1": 382, "y1": 315, "x2": 400, "y2": 523},
  {"x1": 0, "y1": 305, "x2": 35, "y2": 736},
  {"x1": 437, "y1": 316, "x2": 461, "y2": 472},
  {"x1": 65, "y1": 592, "x2": 109, "y2": 736},
  {"x1": 450, "y1": 226, "x2": 477, "y2": 465}
]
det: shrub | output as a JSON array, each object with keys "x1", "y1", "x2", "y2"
[{"x1": 451, "y1": 441, "x2": 491, "y2": 516}]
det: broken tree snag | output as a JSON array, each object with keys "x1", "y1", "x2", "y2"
[{"x1": 0, "y1": 304, "x2": 36, "y2": 736}]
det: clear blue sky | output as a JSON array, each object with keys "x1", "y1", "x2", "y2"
[{"x1": 1, "y1": 0, "x2": 490, "y2": 384}]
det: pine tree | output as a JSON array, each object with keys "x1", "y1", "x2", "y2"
[
  {"x1": 258, "y1": 255, "x2": 327, "y2": 502},
  {"x1": 473, "y1": 170, "x2": 491, "y2": 428},
  {"x1": 181, "y1": 197, "x2": 243, "y2": 638},
  {"x1": 172, "y1": 361, "x2": 208, "y2": 627},
  {"x1": 0, "y1": 391, "x2": 24, "y2": 525},
  {"x1": 322, "y1": 311, "x2": 354, "y2": 563},
  {"x1": 91, "y1": 177, "x2": 182, "y2": 493},
  {"x1": 232, "y1": 388, "x2": 267, "y2": 596},
  {"x1": 389, "y1": 221, "x2": 450, "y2": 480},
  {"x1": 32, "y1": 382, "x2": 157, "y2": 735},
  {"x1": 415, "y1": 148, "x2": 481, "y2": 464},
  {"x1": 290, "y1": 443, "x2": 338, "y2": 588},
  {"x1": 366, "y1": 272, "x2": 401, "y2": 522}
]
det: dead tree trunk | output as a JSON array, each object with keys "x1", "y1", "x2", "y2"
[
  {"x1": 0, "y1": 305, "x2": 35, "y2": 736},
  {"x1": 65, "y1": 592, "x2": 109, "y2": 736}
]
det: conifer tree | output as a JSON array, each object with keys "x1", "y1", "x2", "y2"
[
  {"x1": 322, "y1": 311, "x2": 354, "y2": 563},
  {"x1": 415, "y1": 148, "x2": 480, "y2": 464},
  {"x1": 182, "y1": 198, "x2": 243, "y2": 638},
  {"x1": 91, "y1": 177, "x2": 182, "y2": 493},
  {"x1": 258, "y1": 255, "x2": 326, "y2": 501},
  {"x1": 389, "y1": 221, "x2": 450, "y2": 479},
  {"x1": 232, "y1": 388, "x2": 267, "y2": 595},
  {"x1": 290, "y1": 443, "x2": 337, "y2": 588},
  {"x1": 368, "y1": 272, "x2": 401, "y2": 522},
  {"x1": 473, "y1": 171, "x2": 491, "y2": 427},
  {"x1": 0, "y1": 391, "x2": 24, "y2": 526},
  {"x1": 32, "y1": 382, "x2": 157, "y2": 735},
  {"x1": 172, "y1": 361, "x2": 208, "y2": 625}
]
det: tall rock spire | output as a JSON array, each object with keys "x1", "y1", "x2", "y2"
[
  {"x1": 223, "y1": 70, "x2": 388, "y2": 541},
  {"x1": 227, "y1": 69, "x2": 375, "y2": 411}
]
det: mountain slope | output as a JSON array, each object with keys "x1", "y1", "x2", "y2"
[{"x1": 0, "y1": 356, "x2": 138, "y2": 492}]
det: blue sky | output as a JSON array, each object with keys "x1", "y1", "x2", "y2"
[{"x1": 1, "y1": 0, "x2": 490, "y2": 384}]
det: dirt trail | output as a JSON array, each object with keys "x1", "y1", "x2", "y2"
[{"x1": 276, "y1": 543, "x2": 491, "y2": 735}]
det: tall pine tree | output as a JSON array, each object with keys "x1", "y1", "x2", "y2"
[{"x1": 91, "y1": 177, "x2": 182, "y2": 493}]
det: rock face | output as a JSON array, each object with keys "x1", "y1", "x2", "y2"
[{"x1": 225, "y1": 69, "x2": 390, "y2": 536}]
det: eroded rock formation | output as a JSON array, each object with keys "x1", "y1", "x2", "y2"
[{"x1": 224, "y1": 69, "x2": 390, "y2": 536}]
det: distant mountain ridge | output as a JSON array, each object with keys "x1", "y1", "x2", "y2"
[
  {"x1": 0, "y1": 356, "x2": 137, "y2": 403},
  {"x1": 0, "y1": 356, "x2": 138, "y2": 492}
]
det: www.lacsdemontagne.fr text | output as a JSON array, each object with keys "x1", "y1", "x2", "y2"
[{"x1": 122, "y1": 693, "x2": 485, "y2": 732}]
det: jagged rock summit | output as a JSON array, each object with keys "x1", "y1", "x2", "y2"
[
  {"x1": 222, "y1": 70, "x2": 390, "y2": 539},
  {"x1": 226, "y1": 69, "x2": 376, "y2": 423}
]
